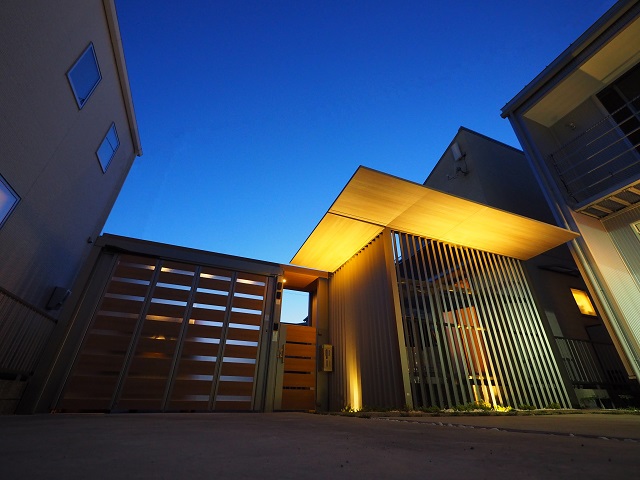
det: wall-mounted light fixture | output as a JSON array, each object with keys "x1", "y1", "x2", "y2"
[{"x1": 447, "y1": 142, "x2": 468, "y2": 180}]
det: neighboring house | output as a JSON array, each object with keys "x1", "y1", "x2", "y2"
[
  {"x1": 425, "y1": 127, "x2": 637, "y2": 407},
  {"x1": 501, "y1": 0, "x2": 640, "y2": 388},
  {"x1": 0, "y1": 0, "x2": 141, "y2": 413}
]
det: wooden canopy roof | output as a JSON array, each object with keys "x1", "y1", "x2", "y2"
[{"x1": 291, "y1": 166, "x2": 579, "y2": 272}]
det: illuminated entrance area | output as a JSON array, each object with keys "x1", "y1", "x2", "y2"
[
  {"x1": 392, "y1": 231, "x2": 571, "y2": 409},
  {"x1": 289, "y1": 165, "x2": 579, "y2": 411}
]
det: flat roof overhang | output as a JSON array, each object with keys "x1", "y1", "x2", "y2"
[
  {"x1": 281, "y1": 264, "x2": 329, "y2": 290},
  {"x1": 291, "y1": 167, "x2": 579, "y2": 272},
  {"x1": 501, "y1": 1, "x2": 640, "y2": 122}
]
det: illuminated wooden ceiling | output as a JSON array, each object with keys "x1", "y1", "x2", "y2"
[
  {"x1": 281, "y1": 264, "x2": 329, "y2": 290},
  {"x1": 291, "y1": 166, "x2": 579, "y2": 272}
]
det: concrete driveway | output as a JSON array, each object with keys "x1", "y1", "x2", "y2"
[{"x1": 1, "y1": 412, "x2": 638, "y2": 479}]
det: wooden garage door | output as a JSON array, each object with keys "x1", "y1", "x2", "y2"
[{"x1": 57, "y1": 254, "x2": 272, "y2": 412}]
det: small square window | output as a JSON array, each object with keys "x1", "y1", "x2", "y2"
[
  {"x1": 0, "y1": 174, "x2": 20, "y2": 229},
  {"x1": 96, "y1": 123, "x2": 120, "y2": 172},
  {"x1": 570, "y1": 288, "x2": 597, "y2": 316},
  {"x1": 632, "y1": 221, "x2": 640, "y2": 241},
  {"x1": 67, "y1": 43, "x2": 101, "y2": 109}
]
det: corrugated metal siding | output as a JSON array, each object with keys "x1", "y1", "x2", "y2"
[
  {"x1": 0, "y1": 287, "x2": 57, "y2": 413},
  {"x1": 602, "y1": 204, "x2": 640, "y2": 352},
  {"x1": 328, "y1": 234, "x2": 405, "y2": 411},
  {"x1": 0, "y1": 287, "x2": 56, "y2": 376},
  {"x1": 603, "y1": 204, "x2": 640, "y2": 287},
  {"x1": 391, "y1": 232, "x2": 571, "y2": 409}
]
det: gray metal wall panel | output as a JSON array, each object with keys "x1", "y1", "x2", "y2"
[
  {"x1": 603, "y1": 204, "x2": 640, "y2": 287},
  {"x1": 0, "y1": 288, "x2": 56, "y2": 413},
  {"x1": 328, "y1": 234, "x2": 405, "y2": 411},
  {"x1": 602, "y1": 205, "x2": 640, "y2": 349},
  {"x1": 0, "y1": 1, "x2": 137, "y2": 311}
]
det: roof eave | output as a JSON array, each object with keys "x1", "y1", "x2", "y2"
[
  {"x1": 103, "y1": 0, "x2": 143, "y2": 156},
  {"x1": 500, "y1": 0, "x2": 638, "y2": 118},
  {"x1": 291, "y1": 166, "x2": 579, "y2": 272}
]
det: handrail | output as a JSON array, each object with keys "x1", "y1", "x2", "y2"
[
  {"x1": 554, "y1": 336, "x2": 627, "y2": 387},
  {"x1": 0, "y1": 285, "x2": 57, "y2": 324},
  {"x1": 548, "y1": 94, "x2": 640, "y2": 204}
]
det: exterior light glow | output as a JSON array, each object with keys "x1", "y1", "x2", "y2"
[
  {"x1": 291, "y1": 167, "x2": 579, "y2": 271},
  {"x1": 350, "y1": 375, "x2": 361, "y2": 411}
]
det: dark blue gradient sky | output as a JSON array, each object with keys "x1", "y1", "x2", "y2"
[{"x1": 105, "y1": 0, "x2": 616, "y2": 265}]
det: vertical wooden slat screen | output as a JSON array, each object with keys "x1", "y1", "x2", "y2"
[
  {"x1": 57, "y1": 255, "x2": 271, "y2": 412},
  {"x1": 391, "y1": 231, "x2": 571, "y2": 409}
]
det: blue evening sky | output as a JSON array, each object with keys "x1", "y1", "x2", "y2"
[{"x1": 105, "y1": 0, "x2": 616, "y2": 267}]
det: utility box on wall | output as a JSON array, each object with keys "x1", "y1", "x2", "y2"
[{"x1": 321, "y1": 344, "x2": 333, "y2": 372}]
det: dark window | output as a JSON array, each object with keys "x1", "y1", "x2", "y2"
[
  {"x1": 0, "y1": 174, "x2": 20, "y2": 228},
  {"x1": 67, "y1": 43, "x2": 101, "y2": 109},
  {"x1": 597, "y1": 62, "x2": 640, "y2": 154},
  {"x1": 96, "y1": 123, "x2": 120, "y2": 172}
]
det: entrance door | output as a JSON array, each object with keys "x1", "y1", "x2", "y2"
[{"x1": 274, "y1": 324, "x2": 317, "y2": 411}]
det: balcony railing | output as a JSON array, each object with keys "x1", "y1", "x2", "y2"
[
  {"x1": 555, "y1": 336, "x2": 628, "y2": 387},
  {"x1": 549, "y1": 94, "x2": 640, "y2": 210}
]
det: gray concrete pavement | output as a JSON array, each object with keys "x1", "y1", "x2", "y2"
[
  {"x1": 1, "y1": 412, "x2": 639, "y2": 479},
  {"x1": 378, "y1": 412, "x2": 640, "y2": 440}
]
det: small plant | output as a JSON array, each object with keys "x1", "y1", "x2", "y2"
[
  {"x1": 453, "y1": 400, "x2": 493, "y2": 412},
  {"x1": 419, "y1": 406, "x2": 442, "y2": 413},
  {"x1": 517, "y1": 404, "x2": 536, "y2": 410},
  {"x1": 493, "y1": 404, "x2": 513, "y2": 413},
  {"x1": 341, "y1": 404, "x2": 358, "y2": 413},
  {"x1": 544, "y1": 402, "x2": 562, "y2": 409}
]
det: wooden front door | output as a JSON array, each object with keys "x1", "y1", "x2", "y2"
[{"x1": 274, "y1": 324, "x2": 317, "y2": 411}]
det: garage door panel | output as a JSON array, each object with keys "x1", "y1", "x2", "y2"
[
  {"x1": 184, "y1": 323, "x2": 223, "y2": 339},
  {"x1": 217, "y1": 381, "x2": 254, "y2": 397},
  {"x1": 229, "y1": 311, "x2": 262, "y2": 326},
  {"x1": 225, "y1": 327, "x2": 260, "y2": 343},
  {"x1": 222, "y1": 344, "x2": 258, "y2": 359},
  {"x1": 175, "y1": 358, "x2": 217, "y2": 376},
  {"x1": 214, "y1": 401, "x2": 252, "y2": 411},
  {"x1": 191, "y1": 307, "x2": 226, "y2": 322},
  {"x1": 58, "y1": 255, "x2": 271, "y2": 413}
]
